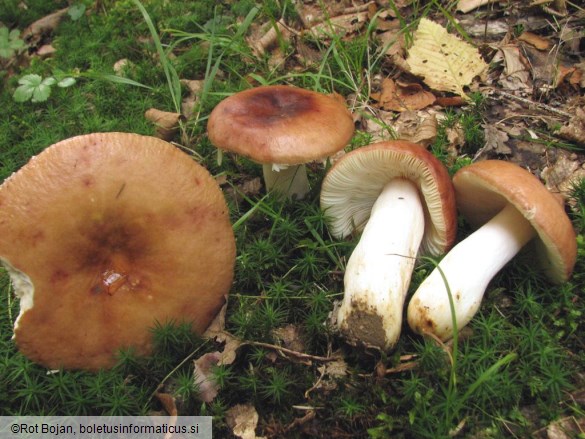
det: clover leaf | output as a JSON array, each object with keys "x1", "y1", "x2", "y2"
[{"x1": 13, "y1": 74, "x2": 57, "y2": 103}]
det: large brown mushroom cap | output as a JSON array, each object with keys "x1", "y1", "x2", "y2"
[
  {"x1": 0, "y1": 132, "x2": 236, "y2": 370},
  {"x1": 320, "y1": 140, "x2": 457, "y2": 256},
  {"x1": 207, "y1": 85, "x2": 355, "y2": 164},
  {"x1": 453, "y1": 160, "x2": 577, "y2": 283}
]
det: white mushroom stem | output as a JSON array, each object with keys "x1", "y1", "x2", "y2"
[
  {"x1": 407, "y1": 203, "x2": 536, "y2": 341},
  {"x1": 262, "y1": 163, "x2": 310, "y2": 200},
  {"x1": 337, "y1": 178, "x2": 425, "y2": 350}
]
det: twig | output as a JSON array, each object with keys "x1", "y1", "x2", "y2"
[
  {"x1": 490, "y1": 89, "x2": 572, "y2": 118},
  {"x1": 246, "y1": 340, "x2": 339, "y2": 363}
]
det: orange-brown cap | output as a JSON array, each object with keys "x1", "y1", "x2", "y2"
[
  {"x1": 320, "y1": 140, "x2": 457, "y2": 256},
  {"x1": 0, "y1": 132, "x2": 236, "y2": 370},
  {"x1": 207, "y1": 85, "x2": 355, "y2": 164},
  {"x1": 453, "y1": 160, "x2": 577, "y2": 283}
]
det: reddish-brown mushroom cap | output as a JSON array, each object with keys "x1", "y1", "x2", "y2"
[
  {"x1": 453, "y1": 160, "x2": 577, "y2": 283},
  {"x1": 207, "y1": 85, "x2": 355, "y2": 164},
  {"x1": 320, "y1": 140, "x2": 457, "y2": 256},
  {"x1": 0, "y1": 132, "x2": 236, "y2": 370}
]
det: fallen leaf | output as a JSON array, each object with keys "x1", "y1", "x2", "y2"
[
  {"x1": 494, "y1": 45, "x2": 531, "y2": 91},
  {"x1": 193, "y1": 352, "x2": 221, "y2": 403},
  {"x1": 457, "y1": 0, "x2": 492, "y2": 13},
  {"x1": 272, "y1": 324, "x2": 305, "y2": 353},
  {"x1": 22, "y1": 8, "x2": 69, "y2": 42},
  {"x1": 542, "y1": 151, "x2": 585, "y2": 202},
  {"x1": 203, "y1": 299, "x2": 244, "y2": 366},
  {"x1": 155, "y1": 391, "x2": 178, "y2": 417},
  {"x1": 247, "y1": 20, "x2": 291, "y2": 58},
  {"x1": 180, "y1": 79, "x2": 204, "y2": 119},
  {"x1": 36, "y1": 44, "x2": 56, "y2": 58},
  {"x1": 144, "y1": 108, "x2": 184, "y2": 140},
  {"x1": 518, "y1": 31, "x2": 552, "y2": 50},
  {"x1": 481, "y1": 124, "x2": 512, "y2": 156},
  {"x1": 558, "y1": 106, "x2": 585, "y2": 146},
  {"x1": 406, "y1": 18, "x2": 488, "y2": 98},
  {"x1": 226, "y1": 404, "x2": 266, "y2": 439},
  {"x1": 393, "y1": 110, "x2": 438, "y2": 147},
  {"x1": 308, "y1": 11, "x2": 369, "y2": 39},
  {"x1": 371, "y1": 77, "x2": 436, "y2": 112}
]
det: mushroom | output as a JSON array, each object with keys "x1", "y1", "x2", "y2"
[
  {"x1": 207, "y1": 85, "x2": 355, "y2": 200},
  {"x1": 320, "y1": 141, "x2": 457, "y2": 350},
  {"x1": 408, "y1": 160, "x2": 577, "y2": 341},
  {"x1": 0, "y1": 132, "x2": 236, "y2": 370}
]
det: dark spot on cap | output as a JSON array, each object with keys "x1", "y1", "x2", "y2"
[{"x1": 228, "y1": 87, "x2": 317, "y2": 127}]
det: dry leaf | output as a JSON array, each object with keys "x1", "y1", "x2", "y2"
[
  {"x1": 559, "y1": 107, "x2": 585, "y2": 146},
  {"x1": 308, "y1": 11, "x2": 369, "y2": 39},
  {"x1": 542, "y1": 152, "x2": 585, "y2": 202},
  {"x1": 36, "y1": 44, "x2": 56, "y2": 58},
  {"x1": 457, "y1": 0, "x2": 492, "y2": 13},
  {"x1": 248, "y1": 20, "x2": 290, "y2": 57},
  {"x1": 518, "y1": 31, "x2": 552, "y2": 50},
  {"x1": 483, "y1": 124, "x2": 512, "y2": 156},
  {"x1": 144, "y1": 108, "x2": 184, "y2": 140},
  {"x1": 193, "y1": 352, "x2": 221, "y2": 403},
  {"x1": 372, "y1": 77, "x2": 436, "y2": 112},
  {"x1": 495, "y1": 45, "x2": 531, "y2": 91},
  {"x1": 406, "y1": 18, "x2": 488, "y2": 98},
  {"x1": 226, "y1": 404, "x2": 266, "y2": 439},
  {"x1": 393, "y1": 110, "x2": 438, "y2": 147},
  {"x1": 272, "y1": 324, "x2": 305, "y2": 352},
  {"x1": 22, "y1": 8, "x2": 68, "y2": 41},
  {"x1": 203, "y1": 299, "x2": 244, "y2": 366},
  {"x1": 180, "y1": 79, "x2": 204, "y2": 119}
]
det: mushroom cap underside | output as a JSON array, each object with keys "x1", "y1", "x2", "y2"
[
  {"x1": 207, "y1": 85, "x2": 355, "y2": 165},
  {"x1": 320, "y1": 140, "x2": 457, "y2": 256},
  {"x1": 0, "y1": 132, "x2": 236, "y2": 370},
  {"x1": 453, "y1": 159, "x2": 577, "y2": 283}
]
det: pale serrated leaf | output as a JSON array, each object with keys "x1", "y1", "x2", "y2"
[
  {"x1": 18, "y1": 74, "x2": 43, "y2": 86},
  {"x1": 406, "y1": 18, "x2": 487, "y2": 99},
  {"x1": 57, "y1": 77, "x2": 76, "y2": 87}
]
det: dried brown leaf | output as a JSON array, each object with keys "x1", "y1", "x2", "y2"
[
  {"x1": 372, "y1": 78, "x2": 436, "y2": 112},
  {"x1": 495, "y1": 45, "x2": 531, "y2": 91},
  {"x1": 22, "y1": 8, "x2": 68, "y2": 41},
  {"x1": 559, "y1": 107, "x2": 585, "y2": 146},
  {"x1": 518, "y1": 31, "x2": 552, "y2": 50},
  {"x1": 193, "y1": 352, "x2": 221, "y2": 403},
  {"x1": 542, "y1": 152, "x2": 585, "y2": 201},
  {"x1": 226, "y1": 404, "x2": 266, "y2": 439},
  {"x1": 393, "y1": 110, "x2": 438, "y2": 147},
  {"x1": 144, "y1": 108, "x2": 184, "y2": 140}
]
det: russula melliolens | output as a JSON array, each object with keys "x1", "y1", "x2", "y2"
[
  {"x1": 207, "y1": 85, "x2": 355, "y2": 199},
  {"x1": 0, "y1": 132, "x2": 236, "y2": 370},
  {"x1": 408, "y1": 160, "x2": 577, "y2": 341},
  {"x1": 320, "y1": 141, "x2": 457, "y2": 350}
]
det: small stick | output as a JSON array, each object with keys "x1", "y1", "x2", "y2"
[
  {"x1": 491, "y1": 89, "x2": 572, "y2": 118},
  {"x1": 247, "y1": 340, "x2": 339, "y2": 363}
]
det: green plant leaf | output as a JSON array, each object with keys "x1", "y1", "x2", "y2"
[
  {"x1": 57, "y1": 77, "x2": 76, "y2": 88},
  {"x1": 68, "y1": 4, "x2": 86, "y2": 21},
  {"x1": 13, "y1": 75, "x2": 56, "y2": 103},
  {"x1": 0, "y1": 26, "x2": 25, "y2": 59}
]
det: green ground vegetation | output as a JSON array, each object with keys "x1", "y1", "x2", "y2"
[{"x1": 1, "y1": 1, "x2": 584, "y2": 437}]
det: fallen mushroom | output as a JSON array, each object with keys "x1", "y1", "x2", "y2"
[
  {"x1": 0, "y1": 132, "x2": 236, "y2": 370},
  {"x1": 320, "y1": 141, "x2": 457, "y2": 350},
  {"x1": 408, "y1": 160, "x2": 577, "y2": 341},
  {"x1": 207, "y1": 85, "x2": 354, "y2": 200}
]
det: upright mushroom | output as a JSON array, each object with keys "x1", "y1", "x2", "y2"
[
  {"x1": 0, "y1": 132, "x2": 236, "y2": 370},
  {"x1": 207, "y1": 85, "x2": 355, "y2": 199},
  {"x1": 408, "y1": 160, "x2": 577, "y2": 341},
  {"x1": 320, "y1": 141, "x2": 457, "y2": 350}
]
